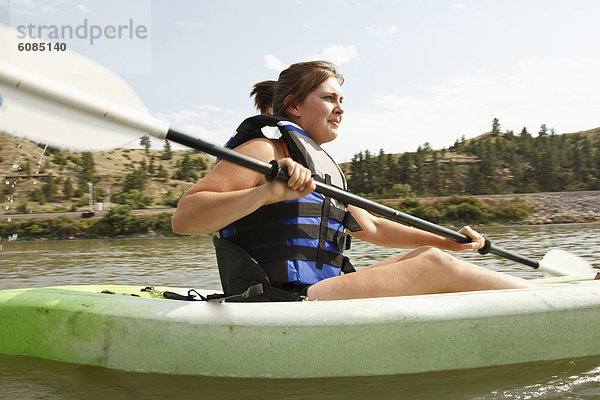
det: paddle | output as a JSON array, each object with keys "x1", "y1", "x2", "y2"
[{"x1": 0, "y1": 25, "x2": 594, "y2": 277}]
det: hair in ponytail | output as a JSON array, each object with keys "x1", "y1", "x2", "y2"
[
  {"x1": 250, "y1": 80, "x2": 276, "y2": 114},
  {"x1": 250, "y1": 61, "x2": 343, "y2": 117}
]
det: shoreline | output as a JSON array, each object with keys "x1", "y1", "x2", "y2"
[
  {"x1": 409, "y1": 190, "x2": 600, "y2": 225},
  {"x1": 2, "y1": 191, "x2": 599, "y2": 225},
  {"x1": 1, "y1": 191, "x2": 598, "y2": 242}
]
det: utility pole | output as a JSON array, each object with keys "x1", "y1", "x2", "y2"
[
  {"x1": 87, "y1": 182, "x2": 94, "y2": 213},
  {"x1": 105, "y1": 185, "x2": 111, "y2": 211}
]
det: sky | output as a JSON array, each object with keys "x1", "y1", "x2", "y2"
[{"x1": 1, "y1": 0, "x2": 599, "y2": 162}]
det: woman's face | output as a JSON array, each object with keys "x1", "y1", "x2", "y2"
[{"x1": 287, "y1": 76, "x2": 344, "y2": 146}]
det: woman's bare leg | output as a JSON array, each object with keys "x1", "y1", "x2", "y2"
[{"x1": 307, "y1": 246, "x2": 539, "y2": 300}]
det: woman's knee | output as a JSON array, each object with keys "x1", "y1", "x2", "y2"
[
  {"x1": 413, "y1": 246, "x2": 448, "y2": 262},
  {"x1": 408, "y1": 246, "x2": 466, "y2": 273}
]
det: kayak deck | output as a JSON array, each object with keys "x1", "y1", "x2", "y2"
[{"x1": 1, "y1": 276, "x2": 599, "y2": 378}]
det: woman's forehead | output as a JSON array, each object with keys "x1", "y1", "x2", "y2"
[{"x1": 315, "y1": 76, "x2": 343, "y2": 93}]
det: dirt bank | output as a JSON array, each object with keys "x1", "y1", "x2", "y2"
[
  {"x1": 414, "y1": 191, "x2": 600, "y2": 224},
  {"x1": 519, "y1": 191, "x2": 600, "y2": 224}
]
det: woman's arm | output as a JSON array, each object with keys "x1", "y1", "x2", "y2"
[
  {"x1": 171, "y1": 138, "x2": 315, "y2": 235},
  {"x1": 348, "y1": 205, "x2": 485, "y2": 251}
]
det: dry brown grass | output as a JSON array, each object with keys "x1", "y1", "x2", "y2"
[{"x1": 0, "y1": 132, "x2": 214, "y2": 213}]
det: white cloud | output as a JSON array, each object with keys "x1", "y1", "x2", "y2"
[
  {"x1": 365, "y1": 25, "x2": 399, "y2": 38},
  {"x1": 173, "y1": 20, "x2": 205, "y2": 28},
  {"x1": 264, "y1": 54, "x2": 289, "y2": 71},
  {"x1": 156, "y1": 110, "x2": 200, "y2": 123},
  {"x1": 193, "y1": 104, "x2": 222, "y2": 112},
  {"x1": 153, "y1": 104, "x2": 241, "y2": 149},
  {"x1": 264, "y1": 46, "x2": 358, "y2": 71},
  {"x1": 308, "y1": 44, "x2": 358, "y2": 65},
  {"x1": 76, "y1": 3, "x2": 92, "y2": 13},
  {"x1": 8, "y1": 0, "x2": 57, "y2": 15},
  {"x1": 179, "y1": 124, "x2": 218, "y2": 140},
  {"x1": 328, "y1": 57, "x2": 600, "y2": 161},
  {"x1": 156, "y1": 104, "x2": 236, "y2": 124},
  {"x1": 452, "y1": 3, "x2": 466, "y2": 9}
]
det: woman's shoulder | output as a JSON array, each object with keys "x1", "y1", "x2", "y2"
[{"x1": 231, "y1": 137, "x2": 286, "y2": 162}]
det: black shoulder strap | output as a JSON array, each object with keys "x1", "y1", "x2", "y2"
[{"x1": 226, "y1": 115, "x2": 291, "y2": 150}]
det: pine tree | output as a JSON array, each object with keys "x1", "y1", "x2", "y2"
[
  {"x1": 571, "y1": 143, "x2": 586, "y2": 184},
  {"x1": 78, "y1": 152, "x2": 95, "y2": 191},
  {"x1": 507, "y1": 151, "x2": 523, "y2": 192},
  {"x1": 397, "y1": 153, "x2": 414, "y2": 184},
  {"x1": 535, "y1": 139, "x2": 561, "y2": 191},
  {"x1": 445, "y1": 160, "x2": 460, "y2": 194},
  {"x1": 140, "y1": 135, "x2": 151, "y2": 156},
  {"x1": 428, "y1": 152, "x2": 442, "y2": 194},
  {"x1": 172, "y1": 153, "x2": 200, "y2": 182},
  {"x1": 161, "y1": 140, "x2": 173, "y2": 160},
  {"x1": 148, "y1": 155, "x2": 156, "y2": 175},
  {"x1": 373, "y1": 149, "x2": 387, "y2": 195},
  {"x1": 42, "y1": 173, "x2": 59, "y2": 200},
  {"x1": 383, "y1": 152, "x2": 398, "y2": 195},
  {"x1": 156, "y1": 164, "x2": 169, "y2": 180},
  {"x1": 122, "y1": 167, "x2": 148, "y2": 192},
  {"x1": 479, "y1": 140, "x2": 498, "y2": 193},
  {"x1": 412, "y1": 151, "x2": 425, "y2": 195},
  {"x1": 467, "y1": 164, "x2": 483, "y2": 194},
  {"x1": 62, "y1": 177, "x2": 73, "y2": 198},
  {"x1": 580, "y1": 137, "x2": 594, "y2": 172},
  {"x1": 492, "y1": 118, "x2": 501, "y2": 134}
]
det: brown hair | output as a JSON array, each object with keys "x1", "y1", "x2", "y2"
[{"x1": 250, "y1": 61, "x2": 344, "y2": 117}]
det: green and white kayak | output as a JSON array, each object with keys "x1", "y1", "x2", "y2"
[{"x1": 1, "y1": 276, "x2": 600, "y2": 378}]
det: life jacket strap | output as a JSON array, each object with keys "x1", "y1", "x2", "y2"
[
  {"x1": 316, "y1": 175, "x2": 333, "y2": 270},
  {"x1": 228, "y1": 201, "x2": 349, "y2": 226},
  {"x1": 245, "y1": 245, "x2": 347, "y2": 266},
  {"x1": 260, "y1": 256, "x2": 356, "y2": 286},
  {"x1": 223, "y1": 223, "x2": 351, "y2": 250}
]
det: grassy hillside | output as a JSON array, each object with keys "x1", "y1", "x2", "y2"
[{"x1": 0, "y1": 132, "x2": 214, "y2": 214}]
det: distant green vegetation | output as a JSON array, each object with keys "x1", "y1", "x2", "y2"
[
  {"x1": 384, "y1": 196, "x2": 532, "y2": 226},
  {"x1": 0, "y1": 197, "x2": 532, "y2": 241},
  {"x1": 0, "y1": 207, "x2": 176, "y2": 240},
  {"x1": 348, "y1": 121, "x2": 600, "y2": 197}
]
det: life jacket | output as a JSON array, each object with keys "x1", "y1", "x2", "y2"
[{"x1": 217, "y1": 114, "x2": 362, "y2": 287}]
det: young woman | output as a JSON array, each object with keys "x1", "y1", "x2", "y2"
[{"x1": 172, "y1": 61, "x2": 537, "y2": 300}]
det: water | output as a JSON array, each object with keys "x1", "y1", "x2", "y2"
[{"x1": 1, "y1": 223, "x2": 599, "y2": 399}]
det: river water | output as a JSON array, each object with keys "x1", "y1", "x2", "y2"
[{"x1": 0, "y1": 223, "x2": 599, "y2": 399}]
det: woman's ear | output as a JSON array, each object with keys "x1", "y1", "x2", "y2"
[{"x1": 284, "y1": 95, "x2": 301, "y2": 118}]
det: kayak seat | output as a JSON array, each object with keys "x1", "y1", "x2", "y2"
[{"x1": 213, "y1": 236, "x2": 303, "y2": 302}]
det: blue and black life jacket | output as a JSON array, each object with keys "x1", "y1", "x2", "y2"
[{"x1": 217, "y1": 114, "x2": 362, "y2": 286}]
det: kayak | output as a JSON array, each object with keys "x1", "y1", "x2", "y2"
[{"x1": 1, "y1": 276, "x2": 600, "y2": 378}]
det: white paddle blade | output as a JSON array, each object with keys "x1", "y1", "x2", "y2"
[
  {"x1": 0, "y1": 76, "x2": 158, "y2": 151},
  {"x1": 539, "y1": 249, "x2": 596, "y2": 278},
  {"x1": 0, "y1": 24, "x2": 168, "y2": 151}
]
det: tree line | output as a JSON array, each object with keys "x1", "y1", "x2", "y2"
[{"x1": 347, "y1": 120, "x2": 600, "y2": 197}]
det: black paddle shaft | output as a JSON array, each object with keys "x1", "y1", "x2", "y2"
[{"x1": 166, "y1": 129, "x2": 540, "y2": 269}]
